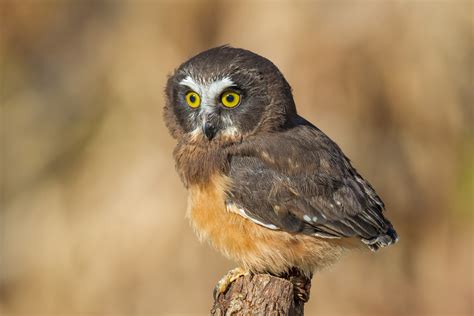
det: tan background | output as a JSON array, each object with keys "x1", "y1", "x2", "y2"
[{"x1": 1, "y1": 1, "x2": 473, "y2": 315}]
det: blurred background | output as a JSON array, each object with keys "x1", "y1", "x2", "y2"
[{"x1": 1, "y1": 1, "x2": 472, "y2": 315}]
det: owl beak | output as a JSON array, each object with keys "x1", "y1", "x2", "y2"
[{"x1": 203, "y1": 120, "x2": 217, "y2": 140}]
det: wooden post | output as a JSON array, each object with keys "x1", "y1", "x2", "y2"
[{"x1": 211, "y1": 273, "x2": 309, "y2": 315}]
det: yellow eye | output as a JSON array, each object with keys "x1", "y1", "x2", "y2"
[
  {"x1": 185, "y1": 91, "x2": 201, "y2": 108},
  {"x1": 221, "y1": 91, "x2": 240, "y2": 108}
]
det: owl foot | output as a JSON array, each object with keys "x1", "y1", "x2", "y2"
[
  {"x1": 213, "y1": 267, "x2": 250, "y2": 299},
  {"x1": 283, "y1": 268, "x2": 312, "y2": 303}
]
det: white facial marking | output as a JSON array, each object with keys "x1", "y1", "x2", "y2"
[
  {"x1": 207, "y1": 77, "x2": 234, "y2": 99},
  {"x1": 179, "y1": 76, "x2": 201, "y2": 94},
  {"x1": 221, "y1": 126, "x2": 239, "y2": 137},
  {"x1": 221, "y1": 115, "x2": 239, "y2": 137},
  {"x1": 179, "y1": 75, "x2": 234, "y2": 107},
  {"x1": 303, "y1": 215, "x2": 312, "y2": 222},
  {"x1": 180, "y1": 75, "x2": 238, "y2": 136},
  {"x1": 221, "y1": 115, "x2": 233, "y2": 126},
  {"x1": 312, "y1": 216, "x2": 318, "y2": 222}
]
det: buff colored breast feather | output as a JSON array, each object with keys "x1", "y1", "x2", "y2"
[{"x1": 187, "y1": 174, "x2": 351, "y2": 275}]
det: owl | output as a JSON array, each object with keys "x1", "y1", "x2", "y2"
[{"x1": 164, "y1": 46, "x2": 398, "y2": 299}]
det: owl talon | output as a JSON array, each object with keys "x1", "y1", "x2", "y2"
[
  {"x1": 213, "y1": 267, "x2": 250, "y2": 299},
  {"x1": 283, "y1": 268, "x2": 312, "y2": 303}
]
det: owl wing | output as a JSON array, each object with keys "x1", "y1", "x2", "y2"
[{"x1": 226, "y1": 117, "x2": 398, "y2": 251}]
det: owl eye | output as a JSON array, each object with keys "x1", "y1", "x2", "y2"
[
  {"x1": 221, "y1": 91, "x2": 240, "y2": 108},
  {"x1": 185, "y1": 91, "x2": 201, "y2": 108}
]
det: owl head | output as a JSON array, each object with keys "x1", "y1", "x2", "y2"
[{"x1": 164, "y1": 46, "x2": 297, "y2": 142}]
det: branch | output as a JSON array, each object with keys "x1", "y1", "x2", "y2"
[{"x1": 211, "y1": 273, "x2": 309, "y2": 315}]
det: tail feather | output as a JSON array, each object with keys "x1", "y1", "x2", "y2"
[{"x1": 362, "y1": 227, "x2": 399, "y2": 251}]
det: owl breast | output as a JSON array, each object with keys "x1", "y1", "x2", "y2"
[{"x1": 187, "y1": 173, "x2": 346, "y2": 275}]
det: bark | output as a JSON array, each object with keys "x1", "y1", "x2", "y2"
[{"x1": 211, "y1": 273, "x2": 307, "y2": 316}]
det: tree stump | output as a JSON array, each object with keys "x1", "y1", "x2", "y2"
[{"x1": 211, "y1": 273, "x2": 309, "y2": 315}]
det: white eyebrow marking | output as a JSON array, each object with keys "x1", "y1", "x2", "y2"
[
  {"x1": 179, "y1": 76, "x2": 201, "y2": 93},
  {"x1": 207, "y1": 77, "x2": 234, "y2": 97},
  {"x1": 202, "y1": 77, "x2": 234, "y2": 107},
  {"x1": 179, "y1": 75, "x2": 235, "y2": 107}
]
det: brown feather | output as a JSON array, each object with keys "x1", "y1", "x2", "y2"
[{"x1": 188, "y1": 173, "x2": 357, "y2": 276}]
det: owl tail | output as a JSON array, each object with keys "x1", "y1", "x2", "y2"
[{"x1": 363, "y1": 226, "x2": 399, "y2": 252}]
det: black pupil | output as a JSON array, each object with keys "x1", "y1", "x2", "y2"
[
  {"x1": 189, "y1": 94, "x2": 196, "y2": 103},
  {"x1": 226, "y1": 94, "x2": 234, "y2": 103}
]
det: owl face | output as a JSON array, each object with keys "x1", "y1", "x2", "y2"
[{"x1": 164, "y1": 46, "x2": 297, "y2": 142}]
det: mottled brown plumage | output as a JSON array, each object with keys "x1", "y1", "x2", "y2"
[{"x1": 164, "y1": 46, "x2": 398, "y2": 277}]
